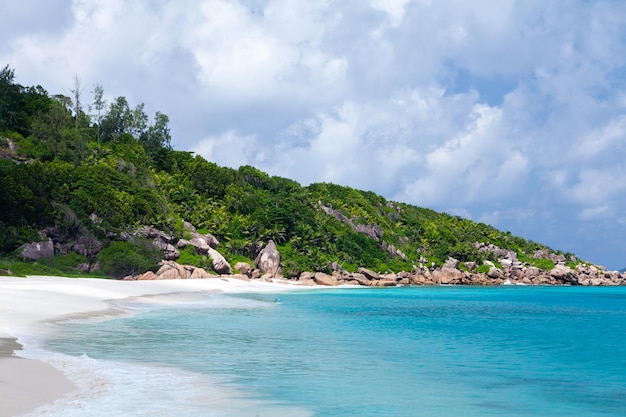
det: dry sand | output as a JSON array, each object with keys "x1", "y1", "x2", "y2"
[{"x1": 0, "y1": 275, "x2": 307, "y2": 416}]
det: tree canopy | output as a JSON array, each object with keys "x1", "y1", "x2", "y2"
[{"x1": 0, "y1": 66, "x2": 572, "y2": 277}]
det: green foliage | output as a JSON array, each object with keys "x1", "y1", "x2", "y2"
[
  {"x1": 0, "y1": 253, "x2": 105, "y2": 278},
  {"x1": 0, "y1": 257, "x2": 65, "y2": 277},
  {"x1": 177, "y1": 246, "x2": 209, "y2": 269},
  {"x1": 531, "y1": 258, "x2": 555, "y2": 271},
  {"x1": 477, "y1": 265, "x2": 491, "y2": 274},
  {"x1": 0, "y1": 66, "x2": 580, "y2": 276},
  {"x1": 97, "y1": 239, "x2": 161, "y2": 279},
  {"x1": 40, "y1": 253, "x2": 89, "y2": 273}
]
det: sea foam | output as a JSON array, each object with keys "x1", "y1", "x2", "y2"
[{"x1": 12, "y1": 294, "x2": 313, "y2": 417}]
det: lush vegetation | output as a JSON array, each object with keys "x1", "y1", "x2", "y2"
[{"x1": 0, "y1": 66, "x2": 573, "y2": 278}]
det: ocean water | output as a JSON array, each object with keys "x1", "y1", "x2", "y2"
[{"x1": 18, "y1": 286, "x2": 626, "y2": 417}]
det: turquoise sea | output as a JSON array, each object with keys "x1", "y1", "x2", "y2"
[{"x1": 20, "y1": 286, "x2": 626, "y2": 416}]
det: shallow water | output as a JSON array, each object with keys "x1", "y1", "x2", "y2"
[{"x1": 24, "y1": 286, "x2": 626, "y2": 416}]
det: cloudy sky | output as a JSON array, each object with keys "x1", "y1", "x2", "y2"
[{"x1": 2, "y1": 0, "x2": 626, "y2": 269}]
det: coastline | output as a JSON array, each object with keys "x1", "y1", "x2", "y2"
[{"x1": 0, "y1": 275, "x2": 310, "y2": 417}]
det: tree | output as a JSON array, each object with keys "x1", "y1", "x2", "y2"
[
  {"x1": 140, "y1": 111, "x2": 171, "y2": 151},
  {"x1": 101, "y1": 96, "x2": 132, "y2": 141},
  {"x1": 129, "y1": 103, "x2": 148, "y2": 138},
  {"x1": 70, "y1": 74, "x2": 83, "y2": 128},
  {"x1": 91, "y1": 84, "x2": 106, "y2": 148},
  {"x1": 0, "y1": 65, "x2": 29, "y2": 134}
]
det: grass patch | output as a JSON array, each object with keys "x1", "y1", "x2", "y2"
[
  {"x1": 177, "y1": 246, "x2": 210, "y2": 269},
  {"x1": 0, "y1": 254, "x2": 107, "y2": 278},
  {"x1": 476, "y1": 264, "x2": 491, "y2": 274}
]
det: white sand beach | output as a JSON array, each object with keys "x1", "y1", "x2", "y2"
[{"x1": 0, "y1": 275, "x2": 307, "y2": 417}]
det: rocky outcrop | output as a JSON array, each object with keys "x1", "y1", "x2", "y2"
[
  {"x1": 358, "y1": 267, "x2": 380, "y2": 280},
  {"x1": 254, "y1": 240, "x2": 281, "y2": 278},
  {"x1": 121, "y1": 231, "x2": 625, "y2": 287},
  {"x1": 433, "y1": 267, "x2": 464, "y2": 284},
  {"x1": 20, "y1": 239, "x2": 54, "y2": 261},
  {"x1": 124, "y1": 261, "x2": 216, "y2": 280},
  {"x1": 207, "y1": 247, "x2": 232, "y2": 275},
  {"x1": 313, "y1": 272, "x2": 338, "y2": 286},
  {"x1": 152, "y1": 239, "x2": 180, "y2": 261},
  {"x1": 319, "y1": 202, "x2": 384, "y2": 241},
  {"x1": 550, "y1": 264, "x2": 578, "y2": 284},
  {"x1": 289, "y1": 254, "x2": 626, "y2": 287},
  {"x1": 134, "y1": 226, "x2": 180, "y2": 260},
  {"x1": 234, "y1": 262, "x2": 252, "y2": 275}
]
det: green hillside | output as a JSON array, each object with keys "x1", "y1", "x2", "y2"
[{"x1": 0, "y1": 66, "x2": 573, "y2": 278}]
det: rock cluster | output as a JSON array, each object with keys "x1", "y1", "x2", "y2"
[
  {"x1": 124, "y1": 260, "x2": 244, "y2": 281},
  {"x1": 14, "y1": 221, "x2": 626, "y2": 287},
  {"x1": 290, "y1": 260, "x2": 626, "y2": 287},
  {"x1": 121, "y1": 254, "x2": 626, "y2": 286},
  {"x1": 123, "y1": 257, "x2": 281, "y2": 281}
]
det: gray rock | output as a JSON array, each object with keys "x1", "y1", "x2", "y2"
[
  {"x1": 487, "y1": 267, "x2": 503, "y2": 279},
  {"x1": 234, "y1": 262, "x2": 252, "y2": 275},
  {"x1": 190, "y1": 267, "x2": 213, "y2": 279},
  {"x1": 525, "y1": 266, "x2": 540, "y2": 278},
  {"x1": 313, "y1": 272, "x2": 338, "y2": 286},
  {"x1": 207, "y1": 247, "x2": 232, "y2": 275},
  {"x1": 153, "y1": 239, "x2": 180, "y2": 260},
  {"x1": 464, "y1": 262, "x2": 477, "y2": 272},
  {"x1": 254, "y1": 240, "x2": 281, "y2": 277},
  {"x1": 499, "y1": 259, "x2": 513, "y2": 269},
  {"x1": 21, "y1": 239, "x2": 54, "y2": 261},
  {"x1": 434, "y1": 267, "x2": 464, "y2": 284},
  {"x1": 136, "y1": 226, "x2": 172, "y2": 242},
  {"x1": 183, "y1": 221, "x2": 196, "y2": 232},
  {"x1": 73, "y1": 234, "x2": 103, "y2": 260},
  {"x1": 350, "y1": 273, "x2": 371, "y2": 286},
  {"x1": 358, "y1": 267, "x2": 380, "y2": 280},
  {"x1": 550, "y1": 264, "x2": 577, "y2": 283},
  {"x1": 176, "y1": 239, "x2": 191, "y2": 249},
  {"x1": 444, "y1": 257, "x2": 460, "y2": 269},
  {"x1": 190, "y1": 236, "x2": 211, "y2": 253}
]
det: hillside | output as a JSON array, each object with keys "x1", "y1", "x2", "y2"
[{"x1": 1, "y1": 66, "x2": 622, "y2": 285}]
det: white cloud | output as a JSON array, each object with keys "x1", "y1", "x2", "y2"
[
  {"x1": 396, "y1": 103, "x2": 529, "y2": 206},
  {"x1": 579, "y1": 204, "x2": 612, "y2": 221},
  {"x1": 191, "y1": 130, "x2": 259, "y2": 169},
  {"x1": 568, "y1": 169, "x2": 626, "y2": 205},
  {"x1": 569, "y1": 115, "x2": 626, "y2": 159},
  {"x1": 370, "y1": 0, "x2": 412, "y2": 27},
  {"x1": 3, "y1": 0, "x2": 626, "y2": 268}
]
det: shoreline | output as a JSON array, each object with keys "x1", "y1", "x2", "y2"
[{"x1": 0, "y1": 275, "x2": 311, "y2": 417}]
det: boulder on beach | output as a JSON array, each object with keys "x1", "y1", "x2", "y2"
[
  {"x1": 207, "y1": 247, "x2": 232, "y2": 275},
  {"x1": 254, "y1": 240, "x2": 281, "y2": 277}
]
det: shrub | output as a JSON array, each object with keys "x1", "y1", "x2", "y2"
[
  {"x1": 41, "y1": 253, "x2": 89, "y2": 273},
  {"x1": 530, "y1": 258, "x2": 555, "y2": 271},
  {"x1": 97, "y1": 238, "x2": 161, "y2": 279},
  {"x1": 177, "y1": 246, "x2": 209, "y2": 269},
  {"x1": 476, "y1": 265, "x2": 491, "y2": 274}
]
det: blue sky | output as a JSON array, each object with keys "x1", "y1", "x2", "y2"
[{"x1": 2, "y1": 0, "x2": 626, "y2": 269}]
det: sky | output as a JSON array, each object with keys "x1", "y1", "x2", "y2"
[{"x1": 2, "y1": 0, "x2": 626, "y2": 269}]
